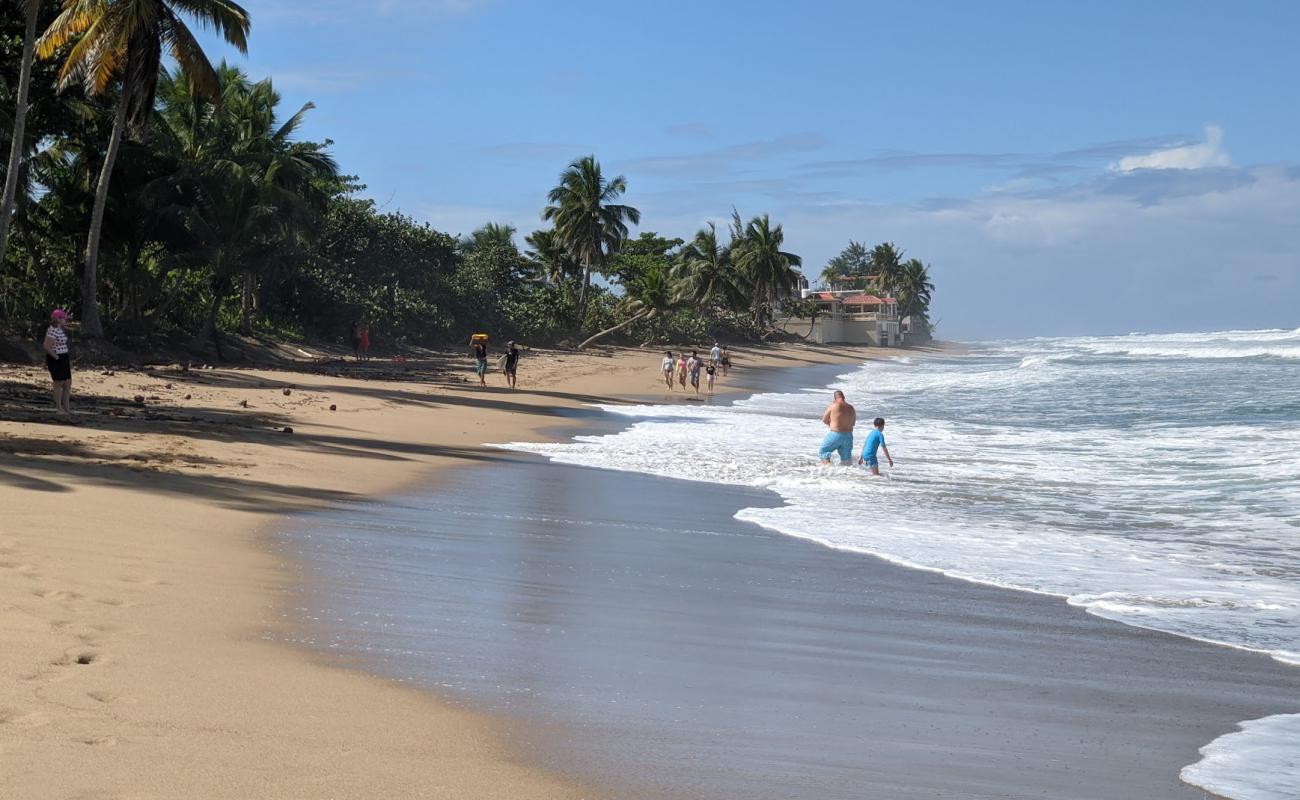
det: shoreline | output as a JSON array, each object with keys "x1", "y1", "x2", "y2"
[
  {"x1": 283, "y1": 432, "x2": 1300, "y2": 800},
  {"x1": 0, "y1": 341, "x2": 890, "y2": 798},
  {"x1": 284, "y1": 359, "x2": 1300, "y2": 796}
]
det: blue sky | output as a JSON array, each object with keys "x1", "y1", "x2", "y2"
[{"x1": 200, "y1": 0, "x2": 1299, "y2": 338}]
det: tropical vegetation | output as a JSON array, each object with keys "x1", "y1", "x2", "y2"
[{"x1": 0, "y1": 4, "x2": 936, "y2": 356}]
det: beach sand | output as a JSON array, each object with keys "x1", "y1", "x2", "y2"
[{"x1": 0, "y1": 343, "x2": 879, "y2": 799}]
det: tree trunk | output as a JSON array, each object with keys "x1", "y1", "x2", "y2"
[
  {"x1": 0, "y1": 1, "x2": 40, "y2": 268},
  {"x1": 240, "y1": 270, "x2": 255, "y2": 335},
  {"x1": 576, "y1": 258, "x2": 591, "y2": 325},
  {"x1": 577, "y1": 309, "x2": 649, "y2": 350},
  {"x1": 80, "y1": 91, "x2": 130, "y2": 339}
]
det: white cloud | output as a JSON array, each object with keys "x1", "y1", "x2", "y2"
[{"x1": 1110, "y1": 125, "x2": 1230, "y2": 172}]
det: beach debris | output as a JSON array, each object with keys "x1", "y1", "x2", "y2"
[
  {"x1": 329, "y1": 404, "x2": 337, "y2": 411},
  {"x1": 281, "y1": 426, "x2": 294, "y2": 434},
  {"x1": 132, "y1": 395, "x2": 145, "y2": 405},
  {"x1": 102, "y1": 370, "x2": 115, "y2": 376},
  {"x1": 239, "y1": 399, "x2": 249, "y2": 408},
  {"x1": 282, "y1": 388, "x2": 292, "y2": 396},
  {"x1": 184, "y1": 394, "x2": 192, "y2": 400},
  {"x1": 165, "y1": 383, "x2": 173, "y2": 389}
]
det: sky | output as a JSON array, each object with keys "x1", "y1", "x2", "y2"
[{"x1": 197, "y1": 0, "x2": 1300, "y2": 339}]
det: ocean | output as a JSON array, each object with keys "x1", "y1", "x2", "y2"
[
  {"x1": 503, "y1": 328, "x2": 1300, "y2": 799},
  {"x1": 280, "y1": 328, "x2": 1300, "y2": 799}
]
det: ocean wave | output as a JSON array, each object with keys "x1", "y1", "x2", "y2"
[{"x1": 1181, "y1": 714, "x2": 1300, "y2": 800}]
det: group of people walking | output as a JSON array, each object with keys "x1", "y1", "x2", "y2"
[
  {"x1": 470, "y1": 335, "x2": 521, "y2": 388},
  {"x1": 661, "y1": 342, "x2": 730, "y2": 396}
]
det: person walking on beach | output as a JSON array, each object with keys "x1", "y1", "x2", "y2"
[
  {"x1": 677, "y1": 353, "x2": 688, "y2": 389},
  {"x1": 710, "y1": 342, "x2": 722, "y2": 370},
  {"x1": 661, "y1": 351, "x2": 675, "y2": 389},
  {"x1": 720, "y1": 347, "x2": 732, "y2": 376},
  {"x1": 819, "y1": 390, "x2": 856, "y2": 465},
  {"x1": 705, "y1": 361, "x2": 717, "y2": 394},
  {"x1": 503, "y1": 340, "x2": 520, "y2": 389},
  {"x1": 359, "y1": 321, "x2": 371, "y2": 361},
  {"x1": 859, "y1": 417, "x2": 894, "y2": 475},
  {"x1": 471, "y1": 336, "x2": 490, "y2": 387},
  {"x1": 43, "y1": 309, "x2": 73, "y2": 417},
  {"x1": 688, "y1": 351, "x2": 702, "y2": 395}
]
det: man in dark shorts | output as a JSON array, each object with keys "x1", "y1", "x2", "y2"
[
  {"x1": 503, "y1": 341, "x2": 520, "y2": 389},
  {"x1": 470, "y1": 336, "x2": 489, "y2": 386}
]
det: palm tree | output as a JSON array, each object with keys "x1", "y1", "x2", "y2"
[
  {"x1": 733, "y1": 214, "x2": 802, "y2": 330},
  {"x1": 896, "y1": 257, "x2": 935, "y2": 321},
  {"x1": 156, "y1": 64, "x2": 337, "y2": 339},
  {"x1": 869, "y1": 241, "x2": 905, "y2": 298},
  {"x1": 0, "y1": 0, "x2": 43, "y2": 269},
  {"x1": 36, "y1": 0, "x2": 251, "y2": 338},
  {"x1": 819, "y1": 240, "x2": 870, "y2": 287},
  {"x1": 541, "y1": 155, "x2": 640, "y2": 321},
  {"x1": 672, "y1": 222, "x2": 745, "y2": 312},
  {"x1": 577, "y1": 262, "x2": 676, "y2": 349},
  {"x1": 524, "y1": 227, "x2": 579, "y2": 286},
  {"x1": 461, "y1": 221, "x2": 516, "y2": 254}
]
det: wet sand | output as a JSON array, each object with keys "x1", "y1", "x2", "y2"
[{"x1": 287, "y1": 434, "x2": 1300, "y2": 799}]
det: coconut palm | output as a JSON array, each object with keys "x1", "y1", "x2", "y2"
[
  {"x1": 0, "y1": 0, "x2": 43, "y2": 268},
  {"x1": 577, "y1": 262, "x2": 676, "y2": 349},
  {"x1": 672, "y1": 222, "x2": 745, "y2": 312},
  {"x1": 524, "y1": 227, "x2": 579, "y2": 286},
  {"x1": 869, "y1": 241, "x2": 905, "y2": 298},
  {"x1": 733, "y1": 213, "x2": 802, "y2": 329},
  {"x1": 541, "y1": 155, "x2": 639, "y2": 320},
  {"x1": 896, "y1": 257, "x2": 934, "y2": 320},
  {"x1": 461, "y1": 221, "x2": 516, "y2": 254},
  {"x1": 36, "y1": 0, "x2": 251, "y2": 337},
  {"x1": 156, "y1": 64, "x2": 337, "y2": 338}
]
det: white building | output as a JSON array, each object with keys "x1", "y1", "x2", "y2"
[{"x1": 778, "y1": 288, "x2": 904, "y2": 346}]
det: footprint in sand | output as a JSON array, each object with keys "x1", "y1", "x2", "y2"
[
  {"x1": 0, "y1": 561, "x2": 39, "y2": 578},
  {"x1": 78, "y1": 736, "x2": 118, "y2": 747},
  {"x1": 33, "y1": 588, "x2": 84, "y2": 601},
  {"x1": 0, "y1": 708, "x2": 50, "y2": 728},
  {"x1": 86, "y1": 690, "x2": 134, "y2": 705}
]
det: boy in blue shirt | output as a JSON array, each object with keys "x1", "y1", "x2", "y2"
[{"x1": 858, "y1": 417, "x2": 894, "y2": 475}]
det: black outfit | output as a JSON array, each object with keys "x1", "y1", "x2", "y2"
[
  {"x1": 46, "y1": 353, "x2": 71, "y2": 381},
  {"x1": 504, "y1": 348, "x2": 520, "y2": 374}
]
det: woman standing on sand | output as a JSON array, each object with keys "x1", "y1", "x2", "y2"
[
  {"x1": 43, "y1": 309, "x2": 73, "y2": 416},
  {"x1": 677, "y1": 353, "x2": 688, "y2": 389},
  {"x1": 359, "y1": 322, "x2": 371, "y2": 361}
]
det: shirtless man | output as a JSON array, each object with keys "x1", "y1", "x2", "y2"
[{"x1": 819, "y1": 390, "x2": 856, "y2": 465}]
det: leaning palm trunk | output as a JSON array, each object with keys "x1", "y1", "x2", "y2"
[
  {"x1": 0, "y1": 1, "x2": 41, "y2": 267},
  {"x1": 577, "y1": 308, "x2": 650, "y2": 350},
  {"x1": 80, "y1": 94, "x2": 129, "y2": 339}
]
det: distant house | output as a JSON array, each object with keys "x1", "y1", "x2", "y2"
[{"x1": 779, "y1": 285, "x2": 903, "y2": 346}]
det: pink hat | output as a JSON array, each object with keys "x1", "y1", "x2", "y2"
[{"x1": 51, "y1": 309, "x2": 69, "y2": 320}]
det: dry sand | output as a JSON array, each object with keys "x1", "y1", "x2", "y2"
[{"x1": 0, "y1": 342, "x2": 885, "y2": 799}]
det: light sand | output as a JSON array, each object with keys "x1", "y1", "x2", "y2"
[{"x1": 0, "y1": 342, "x2": 886, "y2": 799}]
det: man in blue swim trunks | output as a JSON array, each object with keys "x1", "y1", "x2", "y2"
[
  {"x1": 858, "y1": 416, "x2": 894, "y2": 475},
  {"x1": 819, "y1": 390, "x2": 856, "y2": 465}
]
